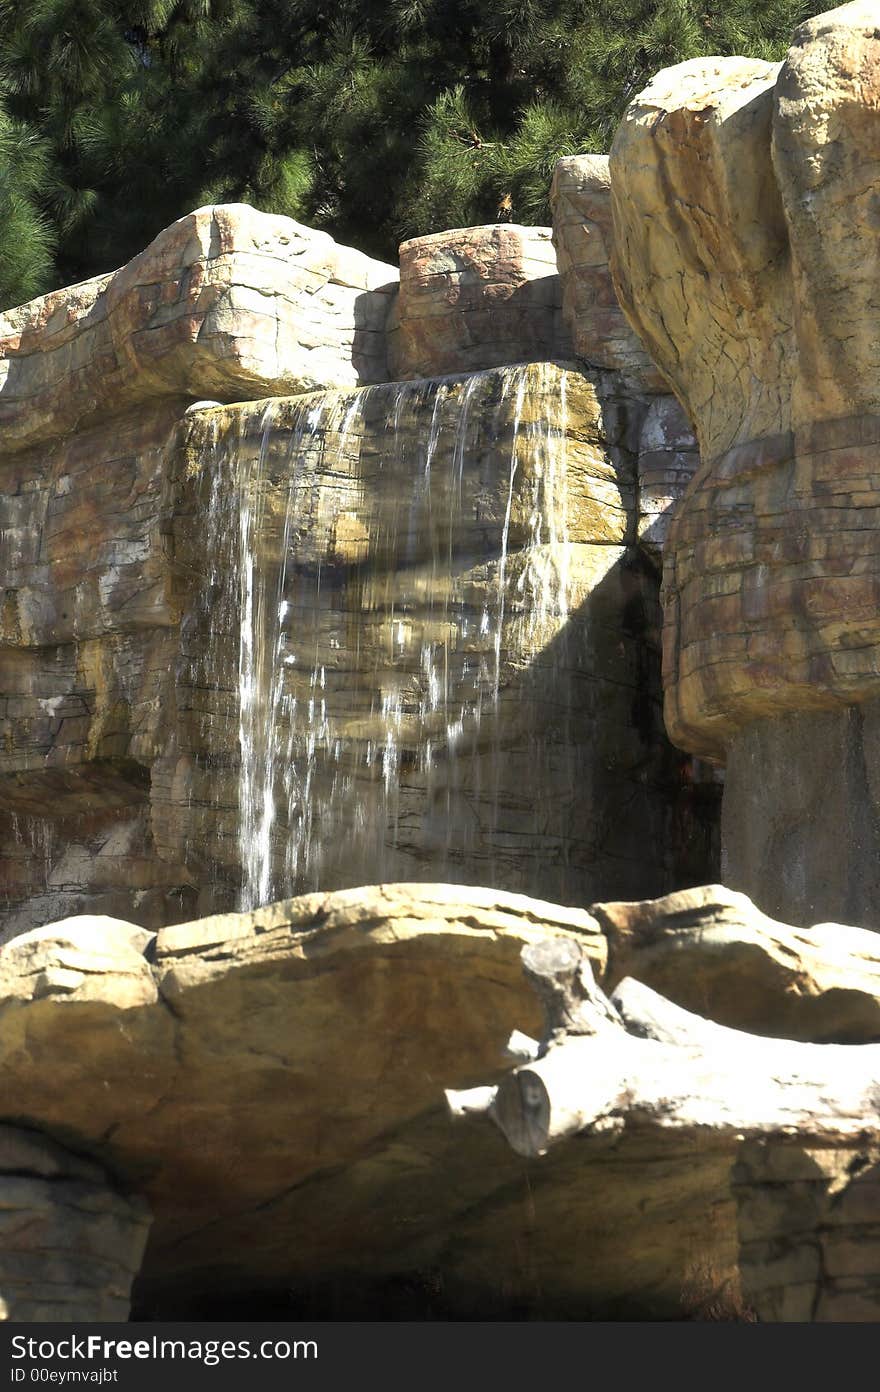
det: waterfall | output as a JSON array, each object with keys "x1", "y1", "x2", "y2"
[{"x1": 192, "y1": 363, "x2": 575, "y2": 912}]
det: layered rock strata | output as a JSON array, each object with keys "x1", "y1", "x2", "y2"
[
  {"x1": 550, "y1": 155, "x2": 664, "y2": 392},
  {"x1": 610, "y1": 0, "x2": 880, "y2": 925},
  {"x1": 389, "y1": 224, "x2": 570, "y2": 379},
  {"x1": 0, "y1": 203, "x2": 398, "y2": 446},
  {"x1": 0, "y1": 199, "x2": 716, "y2": 933},
  {"x1": 0, "y1": 203, "x2": 400, "y2": 935},
  {"x1": 163, "y1": 363, "x2": 689, "y2": 917},
  {"x1": 453, "y1": 927, "x2": 880, "y2": 1322},
  {"x1": 549, "y1": 155, "x2": 700, "y2": 560}
]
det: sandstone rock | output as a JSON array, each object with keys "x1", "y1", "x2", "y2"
[
  {"x1": 3, "y1": 880, "x2": 879, "y2": 1319},
  {"x1": 388, "y1": 225, "x2": 571, "y2": 379},
  {"x1": 0, "y1": 203, "x2": 398, "y2": 453},
  {"x1": 161, "y1": 363, "x2": 690, "y2": 917},
  {"x1": 609, "y1": 1, "x2": 880, "y2": 926},
  {"x1": 550, "y1": 155, "x2": 666, "y2": 391},
  {"x1": 636, "y1": 394, "x2": 699, "y2": 559},
  {"x1": 611, "y1": 55, "x2": 789, "y2": 472},
  {"x1": 733, "y1": 1138, "x2": 880, "y2": 1323},
  {"x1": 593, "y1": 881, "x2": 880, "y2": 1041},
  {"x1": 549, "y1": 157, "x2": 700, "y2": 558},
  {"x1": 0, "y1": 195, "x2": 718, "y2": 933},
  {"x1": 2, "y1": 350, "x2": 701, "y2": 933},
  {"x1": 0, "y1": 884, "x2": 616, "y2": 1316},
  {"x1": 720, "y1": 701, "x2": 880, "y2": 932},
  {"x1": 611, "y1": 5, "x2": 880, "y2": 757},
  {"x1": 454, "y1": 935, "x2": 880, "y2": 1322}
]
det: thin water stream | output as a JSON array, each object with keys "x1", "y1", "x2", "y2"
[{"x1": 197, "y1": 363, "x2": 575, "y2": 911}]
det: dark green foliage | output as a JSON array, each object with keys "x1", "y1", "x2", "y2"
[{"x1": 0, "y1": 0, "x2": 828, "y2": 309}]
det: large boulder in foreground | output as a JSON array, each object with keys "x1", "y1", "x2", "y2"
[
  {"x1": 453, "y1": 933, "x2": 880, "y2": 1322},
  {"x1": 610, "y1": 1, "x2": 880, "y2": 928},
  {"x1": 4, "y1": 880, "x2": 880, "y2": 1320}
]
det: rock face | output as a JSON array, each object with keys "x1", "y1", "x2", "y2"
[
  {"x1": 0, "y1": 203, "x2": 400, "y2": 934},
  {"x1": 550, "y1": 155, "x2": 665, "y2": 392},
  {"x1": 163, "y1": 363, "x2": 692, "y2": 917},
  {"x1": 0, "y1": 200, "x2": 717, "y2": 934},
  {"x1": 0, "y1": 205, "x2": 397, "y2": 452},
  {"x1": 0, "y1": 1126, "x2": 150, "y2": 1322},
  {"x1": 452, "y1": 924, "x2": 880, "y2": 1323},
  {"x1": 388, "y1": 224, "x2": 571, "y2": 379},
  {"x1": 549, "y1": 154, "x2": 700, "y2": 562},
  {"x1": 733, "y1": 1138, "x2": 880, "y2": 1322},
  {"x1": 610, "y1": 0, "x2": 880, "y2": 926},
  {"x1": 3, "y1": 881, "x2": 880, "y2": 1321}
]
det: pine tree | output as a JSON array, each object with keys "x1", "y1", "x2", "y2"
[{"x1": 0, "y1": 0, "x2": 829, "y2": 310}]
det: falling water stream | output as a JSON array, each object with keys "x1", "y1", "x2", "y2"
[{"x1": 196, "y1": 363, "x2": 575, "y2": 911}]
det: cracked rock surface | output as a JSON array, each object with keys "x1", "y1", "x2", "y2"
[
  {"x1": 4, "y1": 880, "x2": 880, "y2": 1317},
  {"x1": 610, "y1": 1, "x2": 880, "y2": 928}
]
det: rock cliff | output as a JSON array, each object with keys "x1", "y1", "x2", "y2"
[
  {"x1": 0, "y1": 194, "x2": 714, "y2": 936},
  {"x1": 9, "y1": 0, "x2": 880, "y2": 1327},
  {"x1": 610, "y1": 0, "x2": 880, "y2": 927}
]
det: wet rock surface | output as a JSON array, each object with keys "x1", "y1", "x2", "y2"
[{"x1": 1, "y1": 222, "x2": 713, "y2": 933}]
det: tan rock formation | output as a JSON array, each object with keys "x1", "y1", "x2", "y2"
[
  {"x1": 550, "y1": 155, "x2": 666, "y2": 392},
  {"x1": 611, "y1": 3, "x2": 880, "y2": 756},
  {"x1": 594, "y1": 882, "x2": 880, "y2": 1042},
  {"x1": 733, "y1": 1138, "x2": 880, "y2": 1322},
  {"x1": 388, "y1": 225, "x2": 570, "y2": 379},
  {"x1": 636, "y1": 394, "x2": 699, "y2": 559},
  {"x1": 167, "y1": 363, "x2": 696, "y2": 916},
  {"x1": 2, "y1": 338, "x2": 698, "y2": 931},
  {"x1": 453, "y1": 933, "x2": 880, "y2": 1321},
  {"x1": 609, "y1": 1, "x2": 880, "y2": 927},
  {"x1": 0, "y1": 204, "x2": 397, "y2": 454},
  {"x1": 0, "y1": 202, "x2": 400, "y2": 931},
  {"x1": 549, "y1": 155, "x2": 700, "y2": 562},
  {"x1": 5, "y1": 881, "x2": 879, "y2": 1320}
]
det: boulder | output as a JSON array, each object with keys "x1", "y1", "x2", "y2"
[
  {"x1": 594, "y1": 882, "x2": 880, "y2": 1042},
  {"x1": 388, "y1": 225, "x2": 571, "y2": 378},
  {"x1": 0, "y1": 203, "x2": 398, "y2": 454},
  {"x1": 3, "y1": 881, "x2": 880, "y2": 1319}
]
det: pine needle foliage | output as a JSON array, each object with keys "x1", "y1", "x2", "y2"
[{"x1": 0, "y1": 0, "x2": 828, "y2": 309}]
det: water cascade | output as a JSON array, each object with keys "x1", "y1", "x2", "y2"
[{"x1": 173, "y1": 361, "x2": 672, "y2": 913}]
